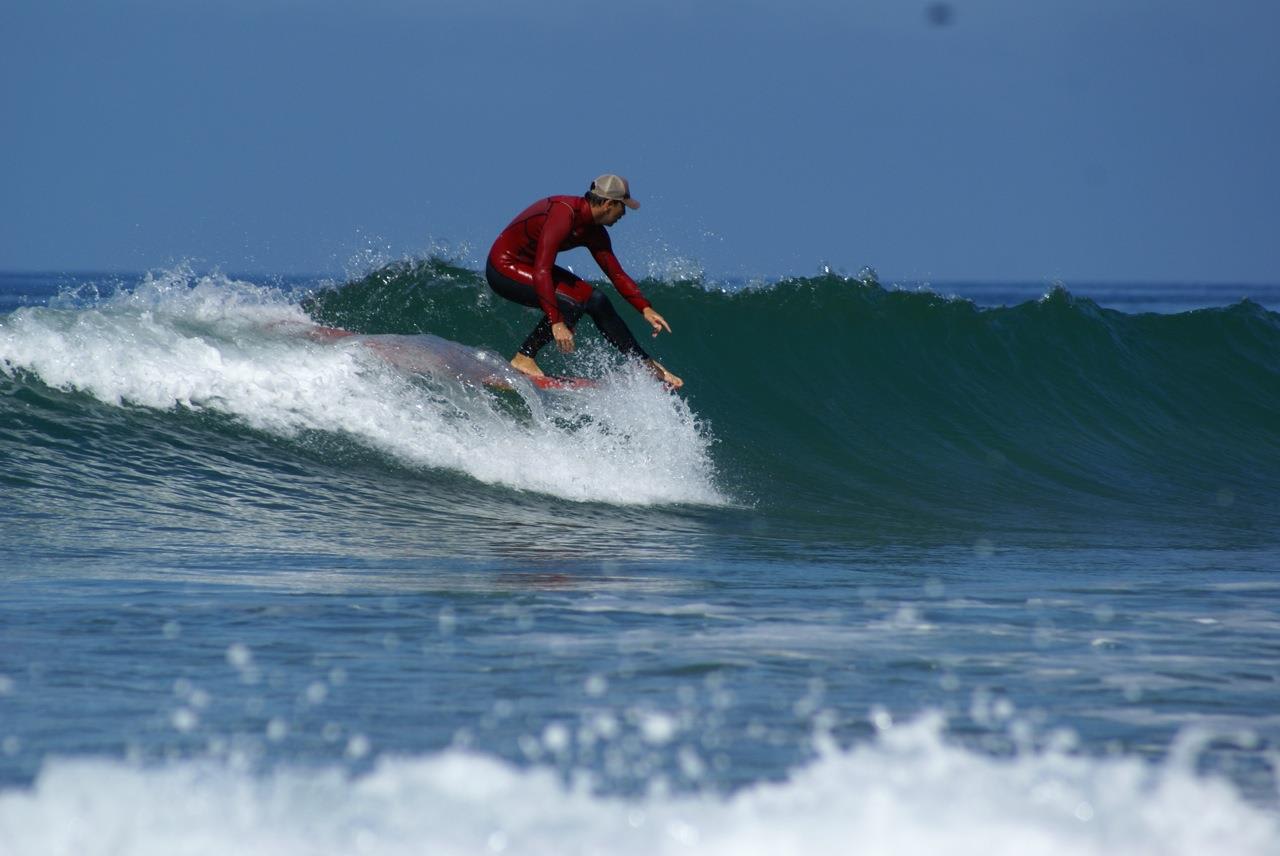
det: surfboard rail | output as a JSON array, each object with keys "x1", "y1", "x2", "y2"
[{"x1": 290, "y1": 322, "x2": 601, "y2": 392}]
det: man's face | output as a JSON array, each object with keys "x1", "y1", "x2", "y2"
[{"x1": 600, "y1": 200, "x2": 626, "y2": 227}]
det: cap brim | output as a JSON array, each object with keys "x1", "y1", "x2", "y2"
[{"x1": 622, "y1": 197, "x2": 640, "y2": 210}]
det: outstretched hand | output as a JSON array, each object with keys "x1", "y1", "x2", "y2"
[
  {"x1": 552, "y1": 321, "x2": 575, "y2": 353},
  {"x1": 642, "y1": 307, "x2": 672, "y2": 338}
]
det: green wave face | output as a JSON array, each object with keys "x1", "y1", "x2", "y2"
[{"x1": 303, "y1": 263, "x2": 1280, "y2": 537}]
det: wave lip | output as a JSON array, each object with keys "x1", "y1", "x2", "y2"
[{"x1": 1, "y1": 716, "x2": 1275, "y2": 856}]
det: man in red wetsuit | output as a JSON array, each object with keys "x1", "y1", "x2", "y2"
[{"x1": 486, "y1": 174, "x2": 682, "y2": 388}]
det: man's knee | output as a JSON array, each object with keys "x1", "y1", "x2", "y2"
[
  {"x1": 555, "y1": 297, "x2": 586, "y2": 328},
  {"x1": 584, "y1": 288, "x2": 612, "y2": 315}
]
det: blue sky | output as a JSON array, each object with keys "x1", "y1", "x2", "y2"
[{"x1": 3, "y1": 0, "x2": 1278, "y2": 283}]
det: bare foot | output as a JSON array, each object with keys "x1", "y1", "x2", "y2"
[
  {"x1": 647, "y1": 360, "x2": 684, "y2": 389},
  {"x1": 510, "y1": 353, "x2": 544, "y2": 377}
]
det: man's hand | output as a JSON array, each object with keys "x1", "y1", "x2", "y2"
[
  {"x1": 642, "y1": 307, "x2": 672, "y2": 338},
  {"x1": 552, "y1": 321, "x2": 575, "y2": 353}
]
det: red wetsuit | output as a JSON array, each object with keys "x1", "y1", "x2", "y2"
[{"x1": 487, "y1": 196, "x2": 650, "y2": 326}]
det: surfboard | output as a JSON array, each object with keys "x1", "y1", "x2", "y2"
[
  {"x1": 528, "y1": 374, "x2": 599, "y2": 391},
  {"x1": 479, "y1": 372, "x2": 598, "y2": 393},
  {"x1": 303, "y1": 324, "x2": 356, "y2": 342},
  {"x1": 289, "y1": 323, "x2": 598, "y2": 392}
]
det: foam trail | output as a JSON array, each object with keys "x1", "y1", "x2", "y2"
[
  {"x1": 0, "y1": 270, "x2": 724, "y2": 506},
  {"x1": 1, "y1": 717, "x2": 1275, "y2": 856}
]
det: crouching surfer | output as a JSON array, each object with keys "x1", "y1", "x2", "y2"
[{"x1": 485, "y1": 174, "x2": 683, "y2": 389}]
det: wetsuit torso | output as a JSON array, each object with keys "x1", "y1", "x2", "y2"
[{"x1": 487, "y1": 196, "x2": 650, "y2": 326}]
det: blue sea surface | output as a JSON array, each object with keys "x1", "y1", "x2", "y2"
[{"x1": 1, "y1": 268, "x2": 1278, "y2": 854}]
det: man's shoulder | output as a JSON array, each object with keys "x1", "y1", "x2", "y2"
[
  {"x1": 548, "y1": 195, "x2": 587, "y2": 214},
  {"x1": 508, "y1": 195, "x2": 580, "y2": 220}
]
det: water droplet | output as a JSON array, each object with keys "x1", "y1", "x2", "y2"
[
  {"x1": 171, "y1": 708, "x2": 198, "y2": 733},
  {"x1": 346, "y1": 734, "x2": 371, "y2": 759},
  {"x1": 226, "y1": 643, "x2": 252, "y2": 669}
]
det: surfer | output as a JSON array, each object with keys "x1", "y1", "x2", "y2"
[{"x1": 485, "y1": 175, "x2": 683, "y2": 388}]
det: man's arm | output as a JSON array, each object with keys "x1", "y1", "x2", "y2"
[
  {"x1": 531, "y1": 202, "x2": 576, "y2": 324},
  {"x1": 587, "y1": 233, "x2": 675, "y2": 339},
  {"x1": 587, "y1": 233, "x2": 651, "y2": 313}
]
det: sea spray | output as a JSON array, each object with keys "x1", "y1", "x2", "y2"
[
  {"x1": 1, "y1": 268, "x2": 723, "y2": 506},
  {"x1": 1, "y1": 715, "x2": 1275, "y2": 856}
]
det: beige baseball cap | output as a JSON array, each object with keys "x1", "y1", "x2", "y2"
[{"x1": 591, "y1": 174, "x2": 640, "y2": 209}]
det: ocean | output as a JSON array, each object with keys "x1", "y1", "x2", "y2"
[{"x1": 1, "y1": 263, "x2": 1278, "y2": 854}]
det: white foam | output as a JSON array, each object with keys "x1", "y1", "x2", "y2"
[
  {"x1": 0, "y1": 269, "x2": 723, "y2": 506},
  {"x1": 1, "y1": 716, "x2": 1275, "y2": 856}
]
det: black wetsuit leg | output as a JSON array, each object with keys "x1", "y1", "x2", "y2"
[
  {"x1": 486, "y1": 262, "x2": 651, "y2": 360},
  {"x1": 584, "y1": 290, "x2": 652, "y2": 359}
]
